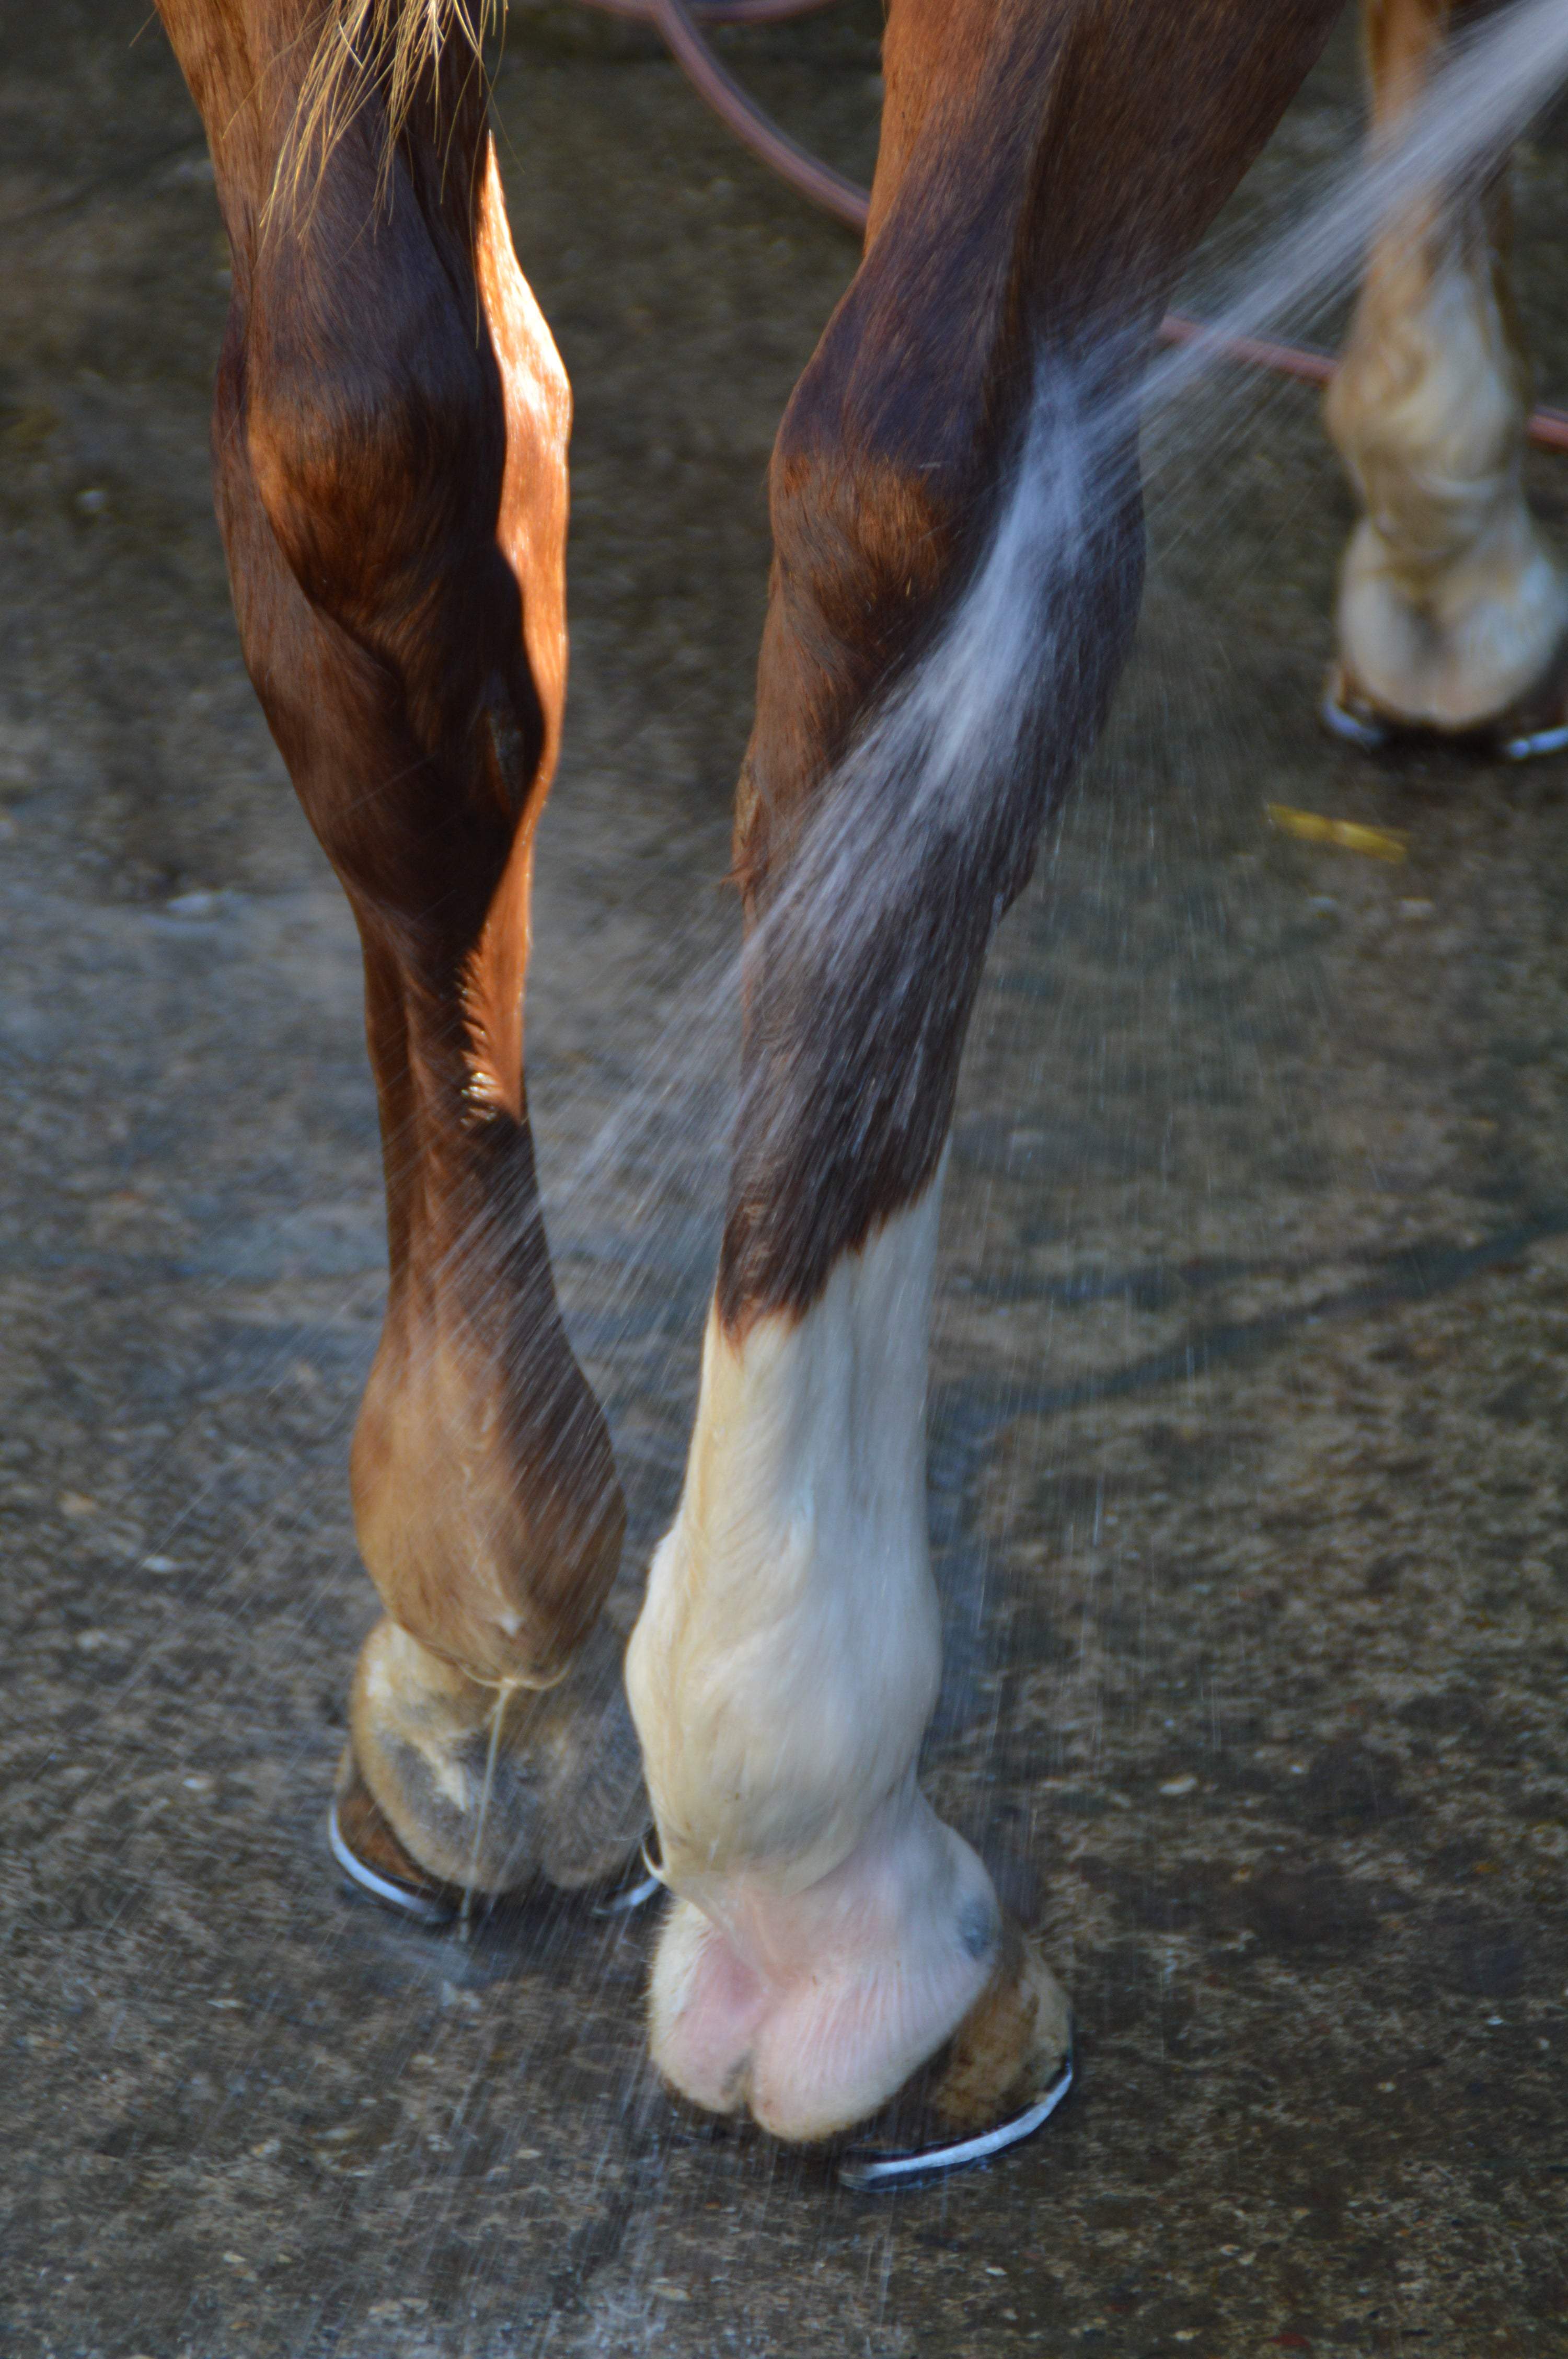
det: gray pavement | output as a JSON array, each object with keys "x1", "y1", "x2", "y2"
[{"x1": 3, "y1": 4, "x2": 1568, "y2": 2352}]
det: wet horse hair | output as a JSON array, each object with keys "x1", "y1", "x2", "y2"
[{"x1": 149, "y1": 0, "x2": 1568, "y2": 2167}]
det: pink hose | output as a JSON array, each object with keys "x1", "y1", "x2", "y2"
[{"x1": 632, "y1": 0, "x2": 1568, "y2": 453}]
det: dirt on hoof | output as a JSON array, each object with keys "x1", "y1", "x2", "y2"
[
  {"x1": 644, "y1": 1913, "x2": 1072, "y2": 2173},
  {"x1": 927, "y1": 1914, "x2": 1072, "y2": 2132},
  {"x1": 330, "y1": 1753, "x2": 460, "y2": 1922}
]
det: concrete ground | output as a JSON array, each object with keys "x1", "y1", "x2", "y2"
[{"x1": 4, "y1": 4, "x2": 1568, "y2": 2352}]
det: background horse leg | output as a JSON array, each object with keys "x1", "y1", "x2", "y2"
[
  {"x1": 156, "y1": 1, "x2": 641, "y2": 1898},
  {"x1": 627, "y1": 0, "x2": 1344, "y2": 2144},
  {"x1": 1325, "y1": 0, "x2": 1568, "y2": 750}
]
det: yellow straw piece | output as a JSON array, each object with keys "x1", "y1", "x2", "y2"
[{"x1": 1266, "y1": 803, "x2": 1408, "y2": 862}]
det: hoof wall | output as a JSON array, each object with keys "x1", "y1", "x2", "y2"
[
  {"x1": 1322, "y1": 657, "x2": 1568, "y2": 763},
  {"x1": 328, "y1": 1762, "x2": 459, "y2": 1929},
  {"x1": 329, "y1": 1754, "x2": 662, "y2": 1929},
  {"x1": 839, "y1": 1915, "x2": 1073, "y2": 2190},
  {"x1": 838, "y1": 2051, "x2": 1073, "y2": 2191},
  {"x1": 592, "y1": 1835, "x2": 665, "y2": 1919},
  {"x1": 1321, "y1": 671, "x2": 1392, "y2": 751}
]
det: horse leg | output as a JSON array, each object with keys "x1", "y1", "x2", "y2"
[
  {"x1": 627, "y1": 0, "x2": 1343, "y2": 2144},
  {"x1": 1324, "y1": 0, "x2": 1568, "y2": 752},
  {"x1": 155, "y1": 2, "x2": 641, "y2": 1898}
]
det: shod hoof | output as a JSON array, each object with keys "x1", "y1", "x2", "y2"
[{"x1": 1322, "y1": 652, "x2": 1568, "y2": 763}]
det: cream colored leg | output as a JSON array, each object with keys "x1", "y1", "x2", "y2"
[
  {"x1": 628, "y1": 1169, "x2": 1071, "y2": 2143},
  {"x1": 1325, "y1": 0, "x2": 1568, "y2": 742}
]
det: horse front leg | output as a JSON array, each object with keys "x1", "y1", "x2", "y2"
[
  {"x1": 1325, "y1": 0, "x2": 1568, "y2": 752},
  {"x1": 627, "y1": 0, "x2": 1343, "y2": 2145},
  {"x1": 157, "y1": 2, "x2": 641, "y2": 1904}
]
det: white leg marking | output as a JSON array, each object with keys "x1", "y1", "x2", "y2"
[
  {"x1": 629, "y1": 1175, "x2": 945, "y2": 1892},
  {"x1": 626, "y1": 1163, "x2": 1004, "y2": 2138},
  {"x1": 1328, "y1": 192, "x2": 1568, "y2": 730}
]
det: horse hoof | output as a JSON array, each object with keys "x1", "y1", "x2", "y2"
[
  {"x1": 838, "y1": 1915, "x2": 1073, "y2": 2190},
  {"x1": 328, "y1": 1757, "x2": 458, "y2": 1928},
  {"x1": 592, "y1": 1833, "x2": 666, "y2": 1919},
  {"x1": 1321, "y1": 665, "x2": 1392, "y2": 751},
  {"x1": 329, "y1": 1753, "x2": 662, "y2": 1928},
  {"x1": 1321, "y1": 653, "x2": 1568, "y2": 762},
  {"x1": 345, "y1": 1612, "x2": 649, "y2": 1900}
]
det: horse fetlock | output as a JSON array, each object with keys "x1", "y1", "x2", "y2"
[
  {"x1": 1327, "y1": 196, "x2": 1568, "y2": 732},
  {"x1": 646, "y1": 1781, "x2": 1023, "y2": 2143},
  {"x1": 351, "y1": 1289, "x2": 625, "y2": 1691},
  {"x1": 348, "y1": 1613, "x2": 645, "y2": 1895}
]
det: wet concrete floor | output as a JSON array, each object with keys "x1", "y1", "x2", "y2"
[{"x1": 4, "y1": 4, "x2": 1568, "y2": 2352}]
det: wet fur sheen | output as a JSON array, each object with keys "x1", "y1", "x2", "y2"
[{"x1": 148, "y1": 0, "x2": 1568, "y2": 2146}]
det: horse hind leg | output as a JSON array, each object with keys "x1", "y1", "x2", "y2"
[
  {"x1": 156, "y1": 0, "x2": 643, "y2": 1906},
  {"x1": 627, "y1": 0, "x2": 1342, "y2": 2150},
  {"x1": 1324, "y1": 0, "x2": 1568, "y2": 753}
]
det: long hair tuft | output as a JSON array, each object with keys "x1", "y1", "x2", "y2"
[{"x1": 282, "y1": 0, "x2": 502, "y2": 214}]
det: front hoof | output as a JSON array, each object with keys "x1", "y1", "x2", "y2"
[
  {"x1": 839, "y1": 1918, "x2": 1073, "y2": 2190},
  {"x1": 344, "y1": 1614, "x2": 648, "y2": 1902},
  {"x1": 1321, "y1": 663, "x2": 1394, "y2": 751},
  {"x1": 644, "y1": 1788, "x2": 1072, "y2": 2179},
  {"x1": 328, "y1": 1755, "x2": 458, "y2": 1928}
]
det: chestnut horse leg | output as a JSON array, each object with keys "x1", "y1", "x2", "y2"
[
  {"x1": 155, "y1": 1, "x2": 641, "y2": 1900},
  {"x1": 1324, "y1": 0, "x2": 1568, "y2": 752},
  {"x1": 627, "y1": 0, "x2": 1344, "y2": 2146}
]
